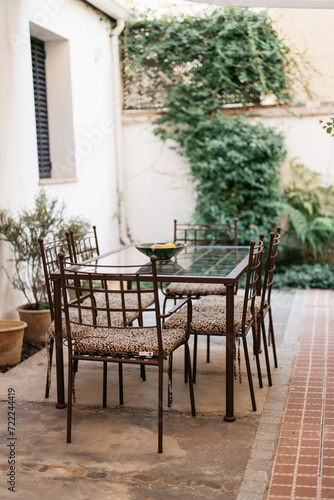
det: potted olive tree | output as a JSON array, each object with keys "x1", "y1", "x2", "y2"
[{"x1": 0, "y1": 190, "x2": 89, "y2": 342}]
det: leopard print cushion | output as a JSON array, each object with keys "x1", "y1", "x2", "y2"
[
  {"x1": 194, "y1": 295, "x2": 264, "y2": 315},
  {"x1": 45, "y1": 291, "x2": 154, "y2": 388},
  {"x1": 165, "y1": 282, "x2": 227, "y2": 297},
  {"x1": 74, "y1": 327, "x2": 186, "y2": 360},
  {"x1": 46, "y1": 292, "x2": 154, "y2": 342},
  {"x1": 164, "y1": 298, "x2": 250, "y2": 335}
]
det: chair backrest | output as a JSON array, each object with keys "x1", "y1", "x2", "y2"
[
  {"x1": 242, "y1": 234, "x2": 264, "y2": 329},
  {"x1": 59, "y1": 255, "x2": 166, "y2": 358},
  {"x1": 39, "y1": 236, "x2": 73, "y2": 320},
  {"x1": 174, "y1": 219, "x2": 238, "y2": 246},
  {"x1": 69, "y1": 226, "x2": 99, "y2": 263},
  {"x1": 261, "y1": 227, "x2": 281, "y2": 309}
]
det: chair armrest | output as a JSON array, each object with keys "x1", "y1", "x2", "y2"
[
  {"x1": 161, "y1": 297, "x2": 192, "y2": 340},
  {"x1": 67, "y1": 292, "x2": 98, "y2": 318},
  {"x1": 161, "y1": 297, "x2": 190, "y2": 318}
]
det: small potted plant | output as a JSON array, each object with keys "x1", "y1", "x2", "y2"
[{"x1": 0, "y1": 190, "x2": 89, "y2": 342}]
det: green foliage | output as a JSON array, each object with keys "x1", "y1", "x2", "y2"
[
  {"x1": 158, "y1": 113, "x2": 286, "y2": 243},
  {"x1": 274, "y1": 263, "x2": 334, "y2": 290},
  {"x1": 0, "y1": 190, "x2": 89, "y2": 307},
  {"x1": 320, "y1": 117, "x2": 334, "y2": 137},
  {"x1": 122, "y1": 8, "x2": 294, "y2": 109},
  {"x1": 281, "y1": 159, "x2": 334, "y2": 261},
  {"x1": 122, "y1": 8, "x2": 291, "y2": 243}
]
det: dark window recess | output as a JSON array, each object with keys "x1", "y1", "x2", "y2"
[{"x1": 31, "y1": 37, "x2": 51, "y2": 178}]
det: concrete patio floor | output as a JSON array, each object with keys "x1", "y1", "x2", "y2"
[{"x1": 0, "y1": 289, "x2": 320, "y2": 499}]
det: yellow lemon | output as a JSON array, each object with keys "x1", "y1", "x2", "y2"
[{"x1": 164, "y1": 243, "x2": 176, "y2": 248}]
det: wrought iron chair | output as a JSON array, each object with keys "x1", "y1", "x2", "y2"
[
  {"x1": 68, "y1": 226, "x2": 99, "y2": 262},
  {"x1": 196, "y1": 228, "x2": 281, "y2": 386},
  {"x1": 257, "y1": 227, "x2": 281, "y2": 386},
  {"x1": 59, "y1": 254, "x2": 196, "y2": 453},
  {"x1": 163, "y1": 236, "x2": 264, "y2": 411},
  {"x1": 162, "y1": 218, "x2": 239, "y2": 363},
  {"x1": 39, "y1": 235, "x2": 73, "y2": 398},
  {"x1": 40, "y1": 230, "x2": 153, "y2": 399},
  {"x1": 68, "y1": 226, "x2": 153, "y2": 381}
]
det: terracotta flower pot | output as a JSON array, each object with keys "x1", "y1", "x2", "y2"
[
  {"x1": 0, "y1": 320, "x2": 27, "y2": 366},
  {"x1": 16, "y1": 305, "x2": 51, "y2": 343}
]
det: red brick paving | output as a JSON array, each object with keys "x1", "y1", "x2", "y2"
[{"x1": 267, "y1": 290, "x2": 334, "y2": 499}]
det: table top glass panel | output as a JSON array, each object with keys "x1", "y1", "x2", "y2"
[{"x1": 80, "y1": 245, "x2": 250, "y2": 282}]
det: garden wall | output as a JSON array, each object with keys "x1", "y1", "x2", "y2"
[{"x1": 122, "y1": 101, "x2": 334, "y2": 243}]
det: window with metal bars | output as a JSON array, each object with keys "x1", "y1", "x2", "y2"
[{"x1": 31, "y1": 37, "x2": 51, "y2": 179}]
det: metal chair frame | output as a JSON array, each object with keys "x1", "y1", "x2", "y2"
[
  {"x1": 187, "y1": 236, "x2": 264, "y2": 410},
  {"x1": 69, "y1": 226, "x2": 99, "y2": 263},
  {"x1": 174, "y1": 219, "x2": 238, "y2": 246},
  {"x1": 258, "y1": 227, "x2": 281, "y2": 387},
  {"x1": 163, "y1": 218, "x2": 239, "y2": 363},
  {"x1": 39, "y1": 235, "x2": 73, "y2": 398},
  {"x1": 59, "y1": 254, "x2": 196, "y2": 453}
]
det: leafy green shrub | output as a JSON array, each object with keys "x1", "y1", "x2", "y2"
[
  {"x1": 274, "y1": 263, "x2": 334, "y2": 290},
  {"x1": 0, "y1": 190, "x2": 89, "y2": 307},
  {"x1": 281, "y1": 159, "x2": 334, "y2": 263},
  {"x1": 158, "y1": 113, "x2": 286, "y2": 244},
  {"x1": 122, "y1": 8, "x2": 294, "y2": 109}
]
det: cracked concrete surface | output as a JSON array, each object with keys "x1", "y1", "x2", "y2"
[{"x1": 0, "y1": 291, "x2": 298, "y2": 499}]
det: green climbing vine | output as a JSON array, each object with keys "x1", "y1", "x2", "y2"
[{"x1": 121, "y1": 8, "x2": 298, "y2": 242}]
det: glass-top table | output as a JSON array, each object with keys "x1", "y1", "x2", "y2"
[
  {"x1": 51, "y1": 245, "x2": 250, "y2": 421},
  {"x1": 75, "y1": 245, "x2": 250, "y2": 282}
]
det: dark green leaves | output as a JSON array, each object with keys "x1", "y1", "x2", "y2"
[{"x1": 121, "y1": 8, "x2": 293, "y2": 111}]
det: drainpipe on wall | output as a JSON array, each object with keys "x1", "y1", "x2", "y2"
[{"x1": 110, "y1": 19, "x2": 129, "y2": 245}]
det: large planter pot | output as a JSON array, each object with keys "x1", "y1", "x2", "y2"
[
  {"x1": 0, "y1": 320, "x2": 27, "y2": 366},
  {"x1": 16, "y1": 305, "x2": 51, "y2": 343}
]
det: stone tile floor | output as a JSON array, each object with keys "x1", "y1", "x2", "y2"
[{"x1": 1, "y1": 289, "x2": 333, "y2": 499}]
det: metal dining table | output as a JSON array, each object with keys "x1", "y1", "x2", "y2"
[{"x1": 51, "y1": 244, "x2": 250, "y2": 421}]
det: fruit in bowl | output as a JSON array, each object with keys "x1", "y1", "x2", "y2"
[
  {"x1": 150, "y1": 243, "x2": 175, "y2": 249},
  {"x1": 135, "y1": 242, "x2": 186, "y2": 260}
]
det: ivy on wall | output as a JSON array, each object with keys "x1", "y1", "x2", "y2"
[{"x1": 121, "y1": 8, "x2": 294, "y2": 242}]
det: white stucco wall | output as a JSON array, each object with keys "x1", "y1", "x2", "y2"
[
  {"x1": 120, "y1": 2, "x2": 334, "y2": 245},
  {"x1": 122, "y1": 114, "x2": 196, "y2": 243},
  {"x1": 0, "y1": 0, "x2": 123, "y2": 318},
  {"x1": 122, "y1": 105, "x2": 334, "y2": 244}
]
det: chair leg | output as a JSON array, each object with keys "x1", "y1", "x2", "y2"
[
  {"x1": 158, "y1": 363, "x2": 163, "y2": 454},
  {"x1": 168, "y1": 353, "x2": 173, "y2": 408},
  {"x1": 192, "y1": 334, "x2": 198, "y2": 383},
  {"x1": 67, "y1": 359, "x2": 73, "y2": 443},
  {"x1": 119, "y1": 363, "x2": 124, "y2": 405},
  {"x1": 268, "y1": 308, "x2": 278, "y2": 368},
  {"x1": 252, "y1": 324, "x2": 263, "y2": 389},
  {"x1": 260, "y1": 315, "x2": 272, "y2": 387},
  {"x1": 242, "y1": 336, "x2": 257, "y2": 412},
  {"x1": 45, "y1": 336, "x2": 54, "y2": 398},
  {"x1": 184, "y1": 342, "x2": 196, "y2": 417},
  {"x1": 140, "y1": 364, "x2": 146, "y2": 381},
  {"x1": 162, "y1": 295, "x2": 169, "y2": 316},
  {"x1": 73, "y1": 359, "x2": 79, "y2": 373},
  {"x1": 137, "y1": 315, "x2": 146, "y2": 381},
  {"x1": 184, "y1": 344, "x2": 188, "y2": 384},
  {"x1": 206, "y1": 336, "x2": 210, "y2": 363},
  {"x1": 103, "y1": 362, "x2": 107, "y2": 408}
]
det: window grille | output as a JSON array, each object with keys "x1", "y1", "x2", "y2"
[{"x1": 31, "y1": 37, "x2": 51, "y2": 178}]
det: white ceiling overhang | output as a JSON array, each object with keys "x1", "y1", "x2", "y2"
[
  {"x1": 85, "y1": 0, "x2": 132, "y2": 20},
  {"x1": 184, "y1": 0, "x2": 334, "y2": 8}
]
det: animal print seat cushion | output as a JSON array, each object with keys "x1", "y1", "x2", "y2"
[
  {"x1": 163, "y1": 297, "x2": 250, "y2": 335},
  {"x1": 165, "y1": 282, "x2": 227, "y2": 297},
  {"x1": 45, "y1": 291, "x2": 154, "y2": 388},
  {"x1": 46, "y1": 291, "x2": 155, "y2": 342},
  {"x1": 194, "y1": 295, "x2": 264, "y2": 315},
  {"x1": 74, "y1": 327, "x2": 186, "y2": 360}
]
